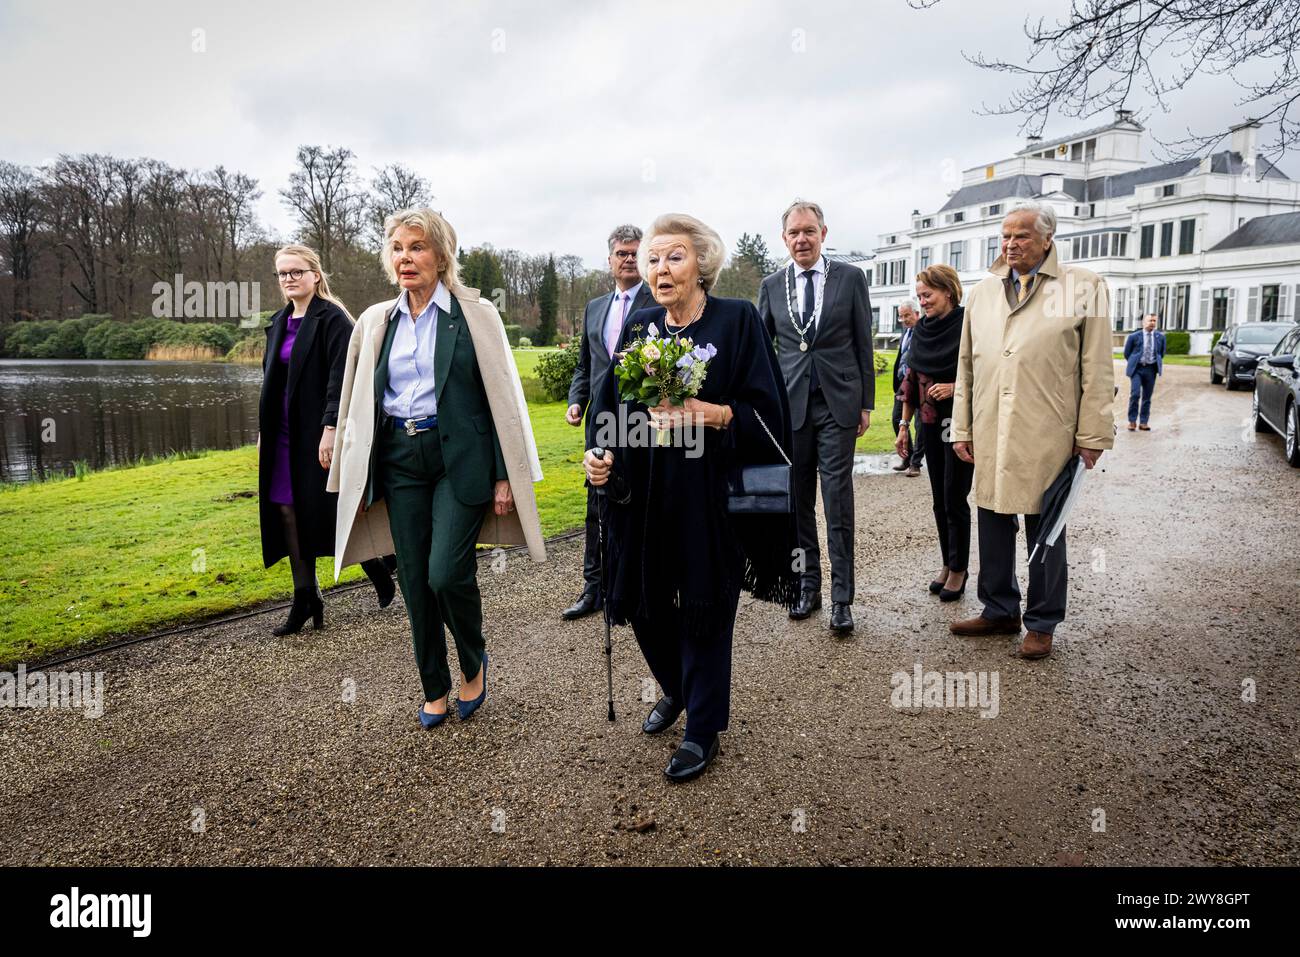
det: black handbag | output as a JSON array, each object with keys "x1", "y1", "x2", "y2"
[{"x1": 727, "y1": 410, "x2": 793, "y2": 514}]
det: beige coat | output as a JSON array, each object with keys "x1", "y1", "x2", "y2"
[
  {"x1": 325, "y1": 283, "x2": 546, "y2": 581},
  {"x1": 952, "y1": 244, "x2": 1115, "y2": 515}
]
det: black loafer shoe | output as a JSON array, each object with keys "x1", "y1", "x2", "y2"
[
  {"x1": 561, "y1": 590, "x2": 601, "y2": 620},
  {"x1": 641, "y1": 695, "x2": 684, "y2": 735},
  {"x1": 830, "y1": 602, "x2": 854, "y2": 634},
  {"x1": 664, "y1": 734, "x2": 720, "y2": 783},
  {"x1": 789, "y1": 589, "x2": 822, "y2": 621}
]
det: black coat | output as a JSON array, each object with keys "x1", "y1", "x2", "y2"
[
  {"x1": 257, "y1": 294, "x2": 353, "y2": 567},
  {"x1": 591, "y1": 295, "x2": 801, "y2": 635}
]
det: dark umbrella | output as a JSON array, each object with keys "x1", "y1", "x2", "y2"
[{"x1": 1028, "y1": 454, "x2": 1087, "y2": 564}]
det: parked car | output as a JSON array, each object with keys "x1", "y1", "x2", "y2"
[
  {"x1": 1252, "y1": 324, "x2": 1300, "y2": 467},
  {"x1": 1211, "y1": 322, "x2": 1296, "y2": 390}
]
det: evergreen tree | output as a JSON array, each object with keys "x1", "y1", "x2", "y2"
[
  {"x1": 537, "y1": 255, "x2": 559, "y2": 346},
  {"x1": 733, "y1": 232, "x2": 776, "y2": 275}
]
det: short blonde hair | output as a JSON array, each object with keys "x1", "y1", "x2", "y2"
[
  {"x1": 915, "y1": 264, "x2": 963, "y2": 306},
  {"x1": 638, "y1": 213, "x2": 726, "y2": 292},
  {"x1": 381, "y1": 207, "x2": 462, "y2": 289}
]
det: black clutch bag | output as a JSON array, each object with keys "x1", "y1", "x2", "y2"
[{"x1": 726, "y1": 410, "x2": 793, "y2": 514}]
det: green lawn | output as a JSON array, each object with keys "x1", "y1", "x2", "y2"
[{"x1": 1, "y1": 355, "x2": 897, "y2": 664}]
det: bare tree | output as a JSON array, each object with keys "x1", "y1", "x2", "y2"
[
  {"x1": 141, "y1": 160, "x2": 187, "y2": 283},
  {"x1": 368, "y1": 163, "x2": 432, "y2": 248},
  {"x1": 209, "y1": 165, "x2": 262, "y2": 275},
  {"x1": 912, "y1": 0, "x2": 1300, "y2": 161},
  {"x1": 0, "y1": 161, "x2": 44, "y2": 322},
  {"x1": 279, "y1": 145, "x2": 365, "y2": 271}
]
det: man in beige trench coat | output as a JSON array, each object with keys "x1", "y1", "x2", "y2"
[{"x1": 949, "y1": 201, "x2": 1114, "y2": 660}]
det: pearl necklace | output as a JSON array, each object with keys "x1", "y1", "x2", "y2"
[{"x1": 784, "y1": 261, "x2": 825, "y2": 352}]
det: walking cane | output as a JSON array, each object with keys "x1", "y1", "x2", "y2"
[{"x1": 591, "y1": 447, "x2": 616, "y2": 721}]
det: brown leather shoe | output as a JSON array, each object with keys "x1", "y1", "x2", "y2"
[
  {"x1": 906, "y1": 465, "x2": 921, "y2": 477},
  {"x1": 1138, "y1": 424, "x2": 1151, "y2": 431},
  {"x1": 1019, "y1": 630, "x2": 1053, "y2": 659},
  {"x1": 1126, "y1": 422, "x2": 1136, "y2": 431},
  {"x1": 950, "y1": 614, "x2": 1022, "y2": 636}
]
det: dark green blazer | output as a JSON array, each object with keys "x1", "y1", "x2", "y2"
[{"x1": 367, "y1": 294, "x2": 508, "y2": 508}]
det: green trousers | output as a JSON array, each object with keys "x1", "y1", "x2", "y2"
[{"x1": 379, "y1": 425, "x2": 486, "y2": 701}]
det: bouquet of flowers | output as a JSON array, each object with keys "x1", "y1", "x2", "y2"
[{"x1": 614, "y1": 322, "x2": 718, "y2": 445}]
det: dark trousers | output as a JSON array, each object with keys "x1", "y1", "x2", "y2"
[
  {"x1": 630, "y1": 580, "x2": 741, "y2": 744},
  {"x1": 379, "y1": 425, "x2": 486, "y2": 701},
  {"x1": 921, "y1": 422, "x2": 973, "y2": 572},
  {"x1": 580, "y1": 486, "x2": 601, "y2": 592},
  {"x1": 792, "y1": 389, "x2": 858, "y2": 603},
  {"x1": 1128, "y1": 365, "x2": 1157, "y2": 424},
  {"x1": 891, "y1": 397, "x2": 925, "y2": 467},
  {"x1": 976, "y1": 508, "x2": 1068, "y2": 635}
]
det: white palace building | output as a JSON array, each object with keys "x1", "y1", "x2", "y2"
[{"x1": 863, "y1": 112, "x2": 1300, "y2": 353}]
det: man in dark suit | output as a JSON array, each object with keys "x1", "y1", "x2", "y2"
[
  {"x1": 891, "y1": 300, "x2": 924, "y2": 476},
  {"x1": 758, "y1": 199, "x2": 874, "y2": 635},
  {"x1": 561, "y1": 224, "x2": 656, "y2": 620},
  {"x1": 1123, "y1": 314, "x2": 1165, "y2": 431}
]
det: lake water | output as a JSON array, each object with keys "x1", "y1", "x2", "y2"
[{"x1": 0, "y1": 360, "x2": 263, "y2": 483}]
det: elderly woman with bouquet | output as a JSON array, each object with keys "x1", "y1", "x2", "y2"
[{"x1": 584, "y1": 212, "x2": 798, "y2": 783}]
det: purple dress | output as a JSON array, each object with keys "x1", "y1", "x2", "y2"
[{"x1": 268, "y1": 313, "x2": 302, "y2": 505}]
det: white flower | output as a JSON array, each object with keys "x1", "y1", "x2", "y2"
[
  {"x1": 643, "y1": 343, "x2": 661, "y2": 361},
  {"x1": 647, "y1": 322, "x2": 658, "y2": 337}
]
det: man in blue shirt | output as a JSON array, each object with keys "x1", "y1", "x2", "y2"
[{"x1": 1123, "y1": 314, "x2": 1166, "y2": 431}]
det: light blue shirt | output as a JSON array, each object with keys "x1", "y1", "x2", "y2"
[{"x1": 383, "y1": 282, "x2": 452, "y2": 420}]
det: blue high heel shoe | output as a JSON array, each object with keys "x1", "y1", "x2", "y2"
[
  {"x1": 457, "y1": 652, "x2": 488, "y2": 721},
  {"x1": 419, "y1": 697, "x2": 449, "y2": 729}
]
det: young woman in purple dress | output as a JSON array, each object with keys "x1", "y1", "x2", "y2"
[{"x1": 257, "y1": 244, "x2": 395, "y2": 635}]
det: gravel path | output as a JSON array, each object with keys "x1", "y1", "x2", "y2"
[{"x1": 2, "y1": 362, "x2": 1297, "y2": 865}]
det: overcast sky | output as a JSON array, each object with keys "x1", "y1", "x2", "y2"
[{"x1": 2, "y1": 0, "x2": 1290, "y2": 268}]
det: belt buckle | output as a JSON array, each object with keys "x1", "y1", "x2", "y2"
[{"x1": 404, "y1": 418, "x2": 418, "y2": 436}]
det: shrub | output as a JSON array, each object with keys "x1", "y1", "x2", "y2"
[
  {"x1": 103, "y1": 324, "x2": 151, "y2": 360},
  {"x1": 873, "y1": 352, "x2": 888, "y2": 376},
  {"x1": 227, "y1": 337, "x2": 265, "y2": 364},
  {"x1": 502, "y1": 324, "x2": 522, "y2": 347},
  {"x1": 1210, "y1": 332, "x2": 1223, "y2": 350},
  {"x1": 4, "y1": 320, "x2": 60, "y2": 358},
  {"x1": 518, "y1": 336, "x2": 532, "y2": 349},
  {"x1": 83, "y1": 321, "x2": 118, "y2": 359},
  {"x1": 1164, "y1": 331, "x2": 1191, "y2": 355},
  {"x1": 535, "y1": 337, "x2": 580, "y2": 403},
  {"x1": 42, "y1": 321, "x2": 88, "y2": 359}
]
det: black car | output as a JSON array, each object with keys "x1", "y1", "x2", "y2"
[
  {"x1": 1252, "y1": 324, "x2": 1300, "y2": 467},
  {"x1": 1211, "y1": 322, "x2": 1296, "y2": 390}
]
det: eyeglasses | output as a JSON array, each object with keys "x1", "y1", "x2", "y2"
[
  {"x1": 276, "y1": 269, "x2": 311, "y2": 282},
  {"x1": 611, "y1": 250, "x2": 638, "y2": 261}
]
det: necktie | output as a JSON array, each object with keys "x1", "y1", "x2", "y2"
[
  {"x1": 606, "y1": 293, "x2": 629, "y2": 357},
  {"x1": 803, "y1": 270, "x2": 820, "y2": 392},
  {"x1": 1017, "y1": 274, "x2": 1034, "y2": 305},
  {"x1": 1143, "y1": 332, "x2": 1153, "y2": 364}
]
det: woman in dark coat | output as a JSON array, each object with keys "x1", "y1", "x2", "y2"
[
  {"x1": 258, "y1": 243, "x2": 394, "y2": 635},
  {"x1": 584, "y1": 213, "x2": 799, "y2": 783},
  {"x1": 894, "y1": 263, "x2": 973, "y2": 602}
]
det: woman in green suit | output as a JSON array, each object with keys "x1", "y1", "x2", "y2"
[{"x1": 327, "y1": 208, "x2": 546, "y2": 729}]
